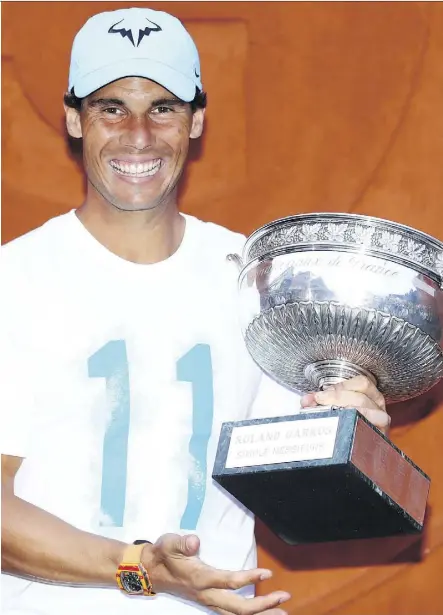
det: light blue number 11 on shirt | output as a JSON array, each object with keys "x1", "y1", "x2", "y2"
[{"x1": 88, "y1": 341, "x2": 214, "y2": 530}]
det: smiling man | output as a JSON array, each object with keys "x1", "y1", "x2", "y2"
[{"x1": 1, "y1": 7, "x2": 390, "y2": 615}]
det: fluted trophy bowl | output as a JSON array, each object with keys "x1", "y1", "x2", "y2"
[{"x1": 231, "y1": 213, "x2": 443, "y2": 403}]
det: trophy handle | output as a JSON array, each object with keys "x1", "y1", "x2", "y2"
[{"x1": 227, "y1": 253, "x2": 244, "y2": 270}]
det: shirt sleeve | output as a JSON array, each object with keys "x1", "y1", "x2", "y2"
[{"x1": 248, "y1": 372, "x2": 301, "y2": 420}]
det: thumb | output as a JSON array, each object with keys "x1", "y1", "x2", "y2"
[{"x1": 175, "y1": 534, "x2": 200, "y2": 557}]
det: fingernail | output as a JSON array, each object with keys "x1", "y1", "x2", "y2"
[
  {"x1": 185, "y1": 535, "x2": 198, "y2": 551},
  {"x1": 259, "y1": 570, "x2": 272, "y2": 580}
]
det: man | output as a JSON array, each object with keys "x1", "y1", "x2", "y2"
[{"x1": 1, "y1": 7, "x2": 390, "y2": 615}]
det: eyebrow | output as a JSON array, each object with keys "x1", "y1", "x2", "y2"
[
  {"x1": 151, "y1": 97, "x2": 186, "y2": 108},
  {"x1": 86, "y1": 96, "x2": 187, "y2": 109},
  {"x1": 87, "y1": 97, "x2": 125, "y2": 108}
]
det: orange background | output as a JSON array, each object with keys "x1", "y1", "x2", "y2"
[{"x1": 2, "y1": 2, "x2": 443, "y2": 613}]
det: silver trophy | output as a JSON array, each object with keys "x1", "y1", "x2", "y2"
[{"x1": 213, "y1": 213, "x2": 443, "y2": 544}]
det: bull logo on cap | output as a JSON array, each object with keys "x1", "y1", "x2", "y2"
[{"x1": 108, "y1": 18, "x2": 162, "y2": 47}]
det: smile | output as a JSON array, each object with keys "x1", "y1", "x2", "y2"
[{"x1": 109, "y1": 159, "x2": 162, "y2": 178}]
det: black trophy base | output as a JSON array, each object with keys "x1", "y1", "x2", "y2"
[{"x1": 212, "y1": 408, "x2": 430, "y2": 544}]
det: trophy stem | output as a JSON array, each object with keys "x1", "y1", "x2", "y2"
[{"x1": 304, "y1": 359, "x2": 377, "y2": 391}]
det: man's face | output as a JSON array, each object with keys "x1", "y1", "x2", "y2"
[{"x1": 65, "y1": 77, "x2": 204, "y2": 212}]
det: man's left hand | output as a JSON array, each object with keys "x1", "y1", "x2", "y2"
[{"x1": 300, "y1": 375, "x2": 391, "y2": 435}]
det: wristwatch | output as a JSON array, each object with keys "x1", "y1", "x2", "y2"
[{"x1": 116, "y1": 540, "x2": 156, "y2": 596}]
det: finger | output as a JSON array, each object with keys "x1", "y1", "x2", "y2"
[
  {"x1": 313, "y1": 388, "x2": 382, "y2": 412},
  {"x1": 204, "y1": 589, "x2": 291, "y2": 615},
  {"x1": 332, "y1": 376, "x2": 386, "y2": 411},
  {"x1": 198, "y1": 567, "x2": 273, "y2": 592},
  {"x1": 300, "y1": 392, "x2": 317, "y2": 408},
  {"x1": 300, "y1": 386, "x2": 390, "y2": 434},
  {"x1": 356, "y1": 406, "x2": 391, "y2": 435},
  {"x1": 301, "y1": 376, "x2": 386, "y2": 411}
]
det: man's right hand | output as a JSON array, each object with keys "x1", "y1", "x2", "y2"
[
  {"x1": 145, "y1": 533, "x2": 291, "y2": 615},
  {"x1": 2, "y1": 454, "x2": 290, "y2": 613}
]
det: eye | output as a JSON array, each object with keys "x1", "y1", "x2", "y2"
[
  {"x1": 103, "y1": 106, "x2": 124, "y2": 116},
  {"x1": 152, "y1": 105, "x2": 174, "y2": 115}
]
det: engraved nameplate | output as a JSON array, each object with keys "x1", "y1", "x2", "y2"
[{"x1": 225, "y1": 416, "x2": 339, "y2": 469}]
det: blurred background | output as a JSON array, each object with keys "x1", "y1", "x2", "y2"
[{"x1": 2, "y1": 2, "x2": 443, "y2": 613}]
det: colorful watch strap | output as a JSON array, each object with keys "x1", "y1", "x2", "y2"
[{"x1": 117, "y1": 542, "x2": 156, "y2": 596}]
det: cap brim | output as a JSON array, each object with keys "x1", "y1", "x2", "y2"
[{"x1": 73, "y1": 57, "x2": 198, "y2": 101}]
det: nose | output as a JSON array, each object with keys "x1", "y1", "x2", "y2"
[{"x1": 120, "y1": 115, "x2": 155, "y2": 150}]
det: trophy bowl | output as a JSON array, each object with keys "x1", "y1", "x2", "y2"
[
  {"x1": 236, "y1": 212, "x2": 443, "y2": 401},
  {"x1": 213, "y1": 213, "x2": 443, "y2": 544}
]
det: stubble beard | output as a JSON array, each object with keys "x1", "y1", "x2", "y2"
[{"x1": 89, "y1": 149, "x2": 185, "y2": 213}]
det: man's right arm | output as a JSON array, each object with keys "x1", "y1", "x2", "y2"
[
  {"x1": 2, "y1": 454, "x2": 127, "y2": 586},
  {"x1": 2, "y1": 454, "x2": 291, "y2": 614}
]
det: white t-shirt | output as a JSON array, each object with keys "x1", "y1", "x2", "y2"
[{"x1": 1, "y1": 211, "x2": 299, "y2": 615}]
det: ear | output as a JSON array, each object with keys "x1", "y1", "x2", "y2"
[
  {"x1": 190, "y1": 108, "x2": 205, "y2": 139},
  {"x1": 64, "y1": 105, "x2": 82, "y2": 139}
]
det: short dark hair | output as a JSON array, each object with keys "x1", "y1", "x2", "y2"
[{"x1": 64, "y1": 86, "x2": 207, "y2": 113}]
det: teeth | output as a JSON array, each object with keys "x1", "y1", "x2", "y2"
[{"x1": 110, "y1": 159, "x2": 162, "y2": 177}]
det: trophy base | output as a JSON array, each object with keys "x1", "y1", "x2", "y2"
[{"x1": 212, "y1": 408, "x2": 430, "y2": 544}]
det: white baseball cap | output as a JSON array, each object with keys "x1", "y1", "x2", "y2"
[{"x1": 68, "y1": 7, "x2": 202, "y2": 101}]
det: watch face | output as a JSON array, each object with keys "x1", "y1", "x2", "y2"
[{"x1": 120, "y1": 570, "x2": 143, "y2": 594}]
